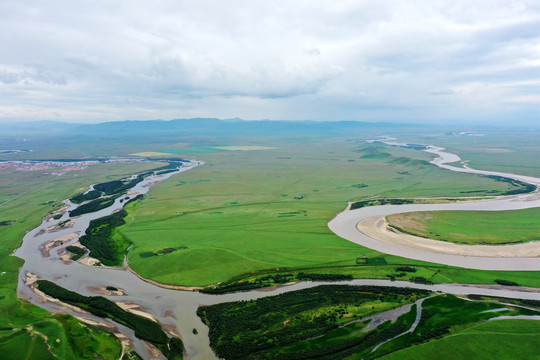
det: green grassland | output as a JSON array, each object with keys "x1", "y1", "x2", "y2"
[
  {"x1": 403, "y1": 129, "x2": 540, "y2": 177},
  {"x1": 365, "y1": 294, "x2": 540, "y2": 360},
  {"x1": 379, "y1": 317, "x2": 540, "y2": 360},
  {"x1": 4, "y1": 127, "x2": 540, "y2": 359},
  {"x1": 387, "y1": 208, "x2": 540, "y2": 245},
  {"x1": 120, "y1": 140, "x2": 531, "y2": 286},
  {"x1": 0, "y1": 161, "x2": 161, "y2": 359}
]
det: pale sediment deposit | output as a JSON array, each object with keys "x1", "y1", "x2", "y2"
[{"x1": 357, "y1": 216, "x2": 540, "y2": 257}]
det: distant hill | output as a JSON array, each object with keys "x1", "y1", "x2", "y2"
[{"x1": 1, "y1": 118, "x2": 417, "y2": 138}]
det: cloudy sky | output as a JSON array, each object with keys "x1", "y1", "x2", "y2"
[{"x1": 1, "y1": 1, "x2": 540, "y2": 124}]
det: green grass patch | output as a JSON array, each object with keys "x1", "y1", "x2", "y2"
[
  {"x1": 121, "y1": 140, "x2": 528, "y2": 286},
  {"x1": 370, "y1": 294, "x2": 534, "y2": 359},
  {"x1": 0, "y1": 329, "x2": 51, "y2": 360},
  {"x1": 387, "y1": 207, "x2": 540, "y2": 245},
  {"x1": 379, "y1": 319, "x2": 540, "y2": 360}
]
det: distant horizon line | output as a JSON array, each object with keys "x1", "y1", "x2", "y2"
[{"x1": 1, "y1": 117, "x2": 538, "y2": 129}]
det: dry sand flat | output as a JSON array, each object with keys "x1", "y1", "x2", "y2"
[
  {"x1": 40, "y1": 233, "x2": 79, "y2": 257},
  {"x1": 357, "y1": 215, "x2": 540, "y2": 257}
]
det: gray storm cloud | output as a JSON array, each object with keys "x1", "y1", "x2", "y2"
[{"x1": 1, "y1": 0, "x2": 539, "y2": 123}]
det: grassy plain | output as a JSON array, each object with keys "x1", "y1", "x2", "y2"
[
  {"x1": 0, "y1": 161, "x2": 161, "y2": 359},
  {"x1": 387, "y1": 208, "x2": 540, "y2": 245},
  {"x1": 379, "y1": 319, "x2": 540, "y2": 360},
  {"x1": 404, "y1": 129, "x2": 540, "y2": 177},
  {"x1": 121, "y1": 139, "x2": 529, "y2": 286},
  {"x1": 356, "y1": 294, "x2": 537, "y2": 360},
  {"x1": 3, "y1": 125, "x2": 540, "y2": 359}
]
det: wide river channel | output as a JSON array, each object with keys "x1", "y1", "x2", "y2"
[{"x1": 14, "y1": 139, "x2": 540, "y2": 359}]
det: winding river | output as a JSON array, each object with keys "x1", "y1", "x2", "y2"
[
  {"x1": 14, "y1": 139, "x2": 540, "y2": 359},
  {"x1": 329, "y1": 137, "x2": 540, "y2": 270}
]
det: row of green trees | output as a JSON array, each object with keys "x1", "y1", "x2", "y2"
[
  {"x1": 201, "y1": 272, "x2": 353, "y2": 294},
  {"x1": 350, "y1": 198, "x2": 415, "y2": 210},
  {"x1": 69, "y1": 194, "x2": 120, "y2": 217},
  {"x1": 93, "y1": 168, "x2": 165, "y2": 196},
  {"x1": 69, "y1": 189, "x2": 102, "y2": 204}
]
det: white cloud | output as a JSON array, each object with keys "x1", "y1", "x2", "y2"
[{"x1": 1, "y1": 0, "x2": 540, "y2": 123}]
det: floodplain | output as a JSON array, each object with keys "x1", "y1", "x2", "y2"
[
  {"x1": 3, "y1": 122, "x2": 540, "y2": 360},
  {"x1": 121, "y1": 139, "x2": 528, "y2": 286},
  {"x1": 387, "y1": 208, "x2": 540, "y2": 245}
]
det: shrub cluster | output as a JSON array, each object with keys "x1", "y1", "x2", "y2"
[
  {"x1": 35, "y1": 280, "x2": 168, "y2": 344},
  {"x1": 494, "y1": 279, "x2": 519, "y2": 286},
  {"x1": 351, "y1": 198, "x2": 414, "y2": 210},
  {"x1": 296, "y1": 273, "x2": 353, "y2": 281},
  {"x1": 79, "y1": 209, "x2": 127, "y2": 265},
  {"x1": 396, "y1": 266, "x2": 417, "y2": 273},
  {"x1": 70, "y1": 190, "x2": 102, "y2": 204},
  {"x1": 69, "y1": 195, "x2": 120, "y2": 217},
  {"x1": 94, "y1": 173, "x2": 148, "y2": 195},
  {"x1": 66, "y1": 246, "x2": 86, "y2": 261}
]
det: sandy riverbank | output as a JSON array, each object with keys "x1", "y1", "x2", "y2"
[{"x1": 357, "y1": 216, "x2": 540, "y2": 257}]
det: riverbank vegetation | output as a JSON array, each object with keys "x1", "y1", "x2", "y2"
[
  {"x1": 79, "y1": 209, "x2": 129, "y2": 265},
  {"x1": 197, "y1": 285, "x2": 429, "y2": 359},
  {"x1": 200, "y1": 286, "x2": 538, "y2": 360},
  {"x1": 201, "y1": 272, "x2": 353, "y2": 294},
  {"x1": 66, "y1": 246, "x2": 86, "y2": 261},
  {"x1": 0, "y1": 162, "x2": 160, "y2": 359},
  {"x1": 351, "y1": 198, "x2": 414, "y2": 210},
  {"x1": 69, "y1": 194, "x2": 121, "y2": 217},
  {"x1": 199, "y1": 262, "x2": 540, "y2": 295},
  {"x1": 35, "y1": 280, "x2": 183, "y2": 359},
  {"x1": 78, "y1": 194, "x2": 144, "y2": 266},
  {"x1": 69, "y1": 189, "x2": 102, "y2": 204},
  {"x1": 484, "y1": 175, "x2": 536, "y2": 195},
  {"x1": 93, "y1": 173, "x2": 148, "y2": 195},
  {"x1": 387, "y1": 207, "x2": 540, "y2": 245}
]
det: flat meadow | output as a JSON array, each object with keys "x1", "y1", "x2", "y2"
[
  {"x1": 387, "y1": 208, "x2": 540, "y2": 245},
  {"x1": 121, "y1": 138, "x2": 530, "y2": 286}
]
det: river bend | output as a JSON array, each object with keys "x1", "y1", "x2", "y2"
[{"x1": 14, "y1": 139, "x2": 540, "y2": 359}]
